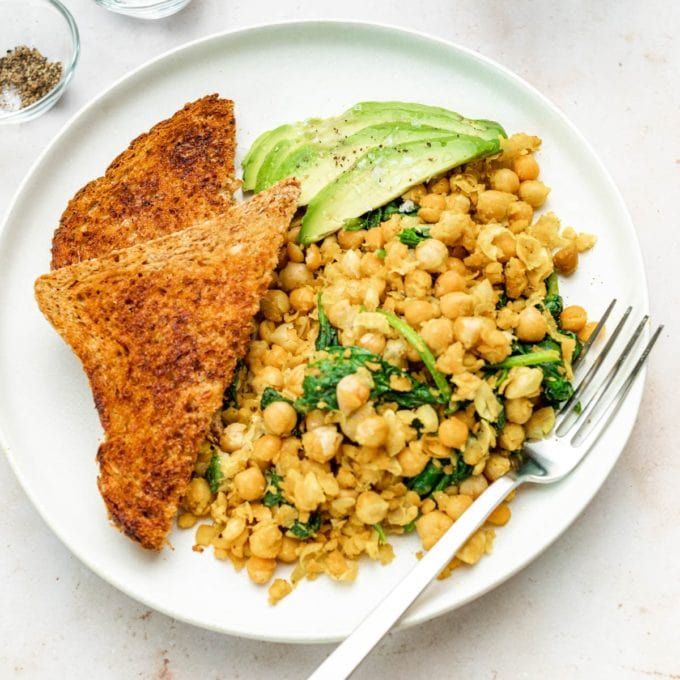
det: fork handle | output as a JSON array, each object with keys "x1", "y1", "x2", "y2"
[{"x1": 308, "y1": 474, "x2": 521, "y2": 680}]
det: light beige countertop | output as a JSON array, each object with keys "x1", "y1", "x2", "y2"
[{"x1": 1, "y1": 1, "x2": 678, "y2": 678}]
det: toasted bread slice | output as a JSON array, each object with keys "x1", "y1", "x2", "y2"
[
  {"x1": 36, "y1": 180, "x2": 300, "y2": 550},
  {"x1": 51, "y1": 94, "x2": 237, "y2": 269}
]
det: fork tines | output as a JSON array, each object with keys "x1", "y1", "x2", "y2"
[{"x1": 554, "y1": 299, "x2": 662, "y2": 446}]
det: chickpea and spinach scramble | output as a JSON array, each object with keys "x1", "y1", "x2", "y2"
[{"x1": 179, "y1": 132, "x2": 597, "y2": 605}]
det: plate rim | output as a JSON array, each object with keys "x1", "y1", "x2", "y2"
[{"x1": 0, "y1": 19, "x2": 649, "y2": 643}]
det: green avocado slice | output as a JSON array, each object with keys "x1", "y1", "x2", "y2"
[
  {"x1": 244, "y1": 101, "x2": 505, "y2": 192},
  {"x1": 298, "y1": 134, "x2": 499, "y2": 245},
  {"x1": 275, "y1": 123, "x2": 455, "y2": 205}
]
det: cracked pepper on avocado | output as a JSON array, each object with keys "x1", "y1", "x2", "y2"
[
  {"x1": 178, "y1": 101, "x2": 596, "y2": 605},
  {"x1": 35, "y1": 97, "x2": 596, "y2": 605}
]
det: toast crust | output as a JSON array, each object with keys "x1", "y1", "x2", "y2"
[
  {"x1": 36, "y1": 180, "x2": 300, "y2": 549},
  {"x1": 51, "y1": 94, "x2": 237, "y2": 269}
]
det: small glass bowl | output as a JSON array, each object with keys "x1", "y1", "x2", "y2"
[
  {"x1": 0, "y1": 0, "x2": 79, "y2": 124},
  {"x1": 94, "y1": 0, "x2": 192, "y2": 20}
]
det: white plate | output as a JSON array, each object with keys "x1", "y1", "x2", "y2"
[{"x1": 0, "y1": 21, "x2": 648, "y2": 643}]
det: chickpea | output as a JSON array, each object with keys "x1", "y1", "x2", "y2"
[
  {"x1": 578, "y1": 321, "x2": 598, "y2": 343},
  {"x1": 525, "y1": 406, "x2": 556, "y2": 440},
  {"x1": 442, "y1": 494, "x2": 473, "y2": 521},
  {"x1": 355, "y1": 415, "x2": 389, "y2": 448},
  {"x1": 416, "y1": 239, "x2": 449, "y2": 272},
  {"x1": 219, "y1": 422, "x2": 247, "y2": 452},
  {"x1": 553, "y1": 242, "x2": 579, "y2": 275},
  {"x1": 487, "y1": 503, "x2": 511, "y2": 526},
  {"x1": 261, "y1": 289, "x2": 290, "y2": 322},
  {"x1": 453, "y1": 315, "x2": 494, "y2": 348},
  {"x1": 440, "y1": 291, "x2": 474, "y2": 320},
  {"x1": 398, "y1": 445, "x2": 429, "y2": 477},
  {"x1": 476, "y1": 190, "x2": 517, "y2": 221},
  {"x1": 184, "y1": 477, "x2": 213, "y2": 516},
  {"x1": 195, "y1": 523, "x2": 220, "y2": 547},
  {"x1": 363, "y1": 226, "x2": 385, "y2": 251},
  {"x1": 415, "y1": 405, "x2": 439, "y2": 433},
  {"x1": 336, "y1": 373, "x2": 371, "y2": 414},
  {"x1": 485, "y1": 454, "x2": 511, "y2": 481},
  {"x1": 458, "y1": 473, "x2": 488, "y2": 499},
  {"x1": 252, "y1": 365, "x2": 284, "y2": 393},
  {"x1": 518, "y1": 180, "x2": 550, "y2": 208},
  {"x1": 505, "y1": 398, "x2": 533, "y2": 425},
  {"x1": 263, "y1": 401, "x2": 298, "y2": 436},
  {"x1": 404, "y1": 269, "x2": 433, "y2": 298},
  {"x1": 289, "y1": 286, "x2": 316, "y2": 312},
  {"x1": 495, "y1": 230, "x2": 517, "y2": 261},
  {"x1": 263, "y1": 345, "x2": 287, "y2": 369},
  {"x1": 357, "y1": 331, "x2": 386, "y2": 355},
  {"x1": 439, "y1": 417, "x2": 469, "y2": 449},
  {"x1": 302, "y1": 425, "x2": 343, "y2": 463},
  {"x1": 355, "y1": 491, "x2": 389, "y2": 525},
  {"x1": 485, "y1": 261, "x2": 504, "y2": 285},
  {"x1": 428, "y1": 176, "x2": 450, "y2": 194},
  {"x1": 505, "y1": 256, "x2": 528, "y2": 299},
  {"x1": 416, "y1": 510, "x2": 453, "y2": 550},
  {"x1": 249, "y1": 523, "x2": 283, "y2": 559},
  {"x1": 360, "y1": 252, "x2": 385, "y2": 277},
  {"x1": 445, "y1": 192, "x2": 471, "y2": 213},
  {"x1": 456, "y1": 530, "x2": 488, "y2": 564},
  {"x1": 268, "y1": 579, "x2": 293, "y2": 604},
  {"x1": 430, "y1": 212, "x2": 468, "y2": 245},
  {"x1": 246, "y1": 556, "x2": 277, "y2": 584},
  {"x1": 516, "y1": 306, "x2": 548, "y2": 342},
  {"x1": 336, "y1": 467, "x2": 357, "y2": 489},
  {"x1": 507, "y1": 201, "x2": 534, "y2": 233},
  {"x1": 434, "y1": 270, "x2": 466, "y2": 297},
  {"x1": 278, "y1": 536, "x2": 299, "y2": 563},
  {"x1": 278, "y1": 262, "x2": 314, "y2": 292},
  {"x1": 251, "y1": 435, "x2": 281, "y2": 465},
  {"x1": 381, "y1": 214, "x2": 402, "y2": 241},
  {"x1": 496, "y1": 307, "x2": 519, "y2": 330},
  {"x1": 403, "y1": 183, "x2": 427, "y2": 203},
  {"x1": 234, "y1": 466, "x2": 266, "y2": 501},
  {"x1": 326, "y1": 299, "x2": 354, "y2": 329},
  {"x1": 491, "y1": 168, "x2": 521, "y2": 194},
  {"x1": 177, "y1": 513, "x2": 197, "y2": 529},
  {"x1": 513, "y1": 153, "x2": 540, "y2": 181},
  {"x1": 560, "y1": 305, "x2": 587, "y2": 332},
  {"x1": 305, "y1": 410, "x2": 326, "y2": 431},
  {"x1": 420, "y1": 318, "x2": 455, "y2": 355},
  {"x1": 286, "y1": 241, "x2": 304, "y2": 263},
  {"x1": 420, "y1": 207, "x2": 442, "y2": 223},
  {"x1": 421, "y1": 193, "x2": 447, "y2": 210},
  {"x1": 477, "y1": 328, "x2": 511, "y2": 364},
  {"x1": 337, "y1": 229, "x2": 365, "y2": 250},
  {"x1": 404, "y1": 299, "x2": 438, "y2": 327},
  {"x1": 499, "y1": 423, "x2": 525, "y2": 451},
  {"x1": 504, "y1": 366, "x2": 544, "y2": 399},
  {"x1": 420, "y1": 498, "x2": 436, "y2": 515},
  {"x1": 305, "y1": 244, "x2": 323, "y2": 271}
]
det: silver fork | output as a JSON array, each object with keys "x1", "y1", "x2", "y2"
[{"x1": 309, "y1": 300, "x2": 662, "y2": 680}]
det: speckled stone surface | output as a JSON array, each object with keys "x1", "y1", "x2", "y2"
[{"x1": 1, "y1": 1, "x2": 678, "y2": 678}]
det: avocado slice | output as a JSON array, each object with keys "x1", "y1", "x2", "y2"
[
  {"x1": 241, "y1": 126, "x2": 280, "y2": 191},
  {"x1": 352, "y1": 101, "x2": 506, "y2": 139},
  {"x1": 299, "y1": 135, "x2": 499, "y2": 245},
  {"x1": 244, "y1": 102, "x2": 505, "y2": 192},
  {"x1": 253, "y1": 104, "x2": 504, "y2": 192},
  {"x1": 274, "y1": 123, "x2": 456, "y2": 205}
]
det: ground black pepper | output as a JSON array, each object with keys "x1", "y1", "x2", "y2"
[{"x1": 0, "y1": 45, "x2": 63, "y2": 112}]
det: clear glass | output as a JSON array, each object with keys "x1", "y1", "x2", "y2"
[
  {"x1": 94, "y1": 0, "x2": 193, "y2": 19},
  {"x1": 0, "y1": 0, "x2": 80, "y2": 124}
]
